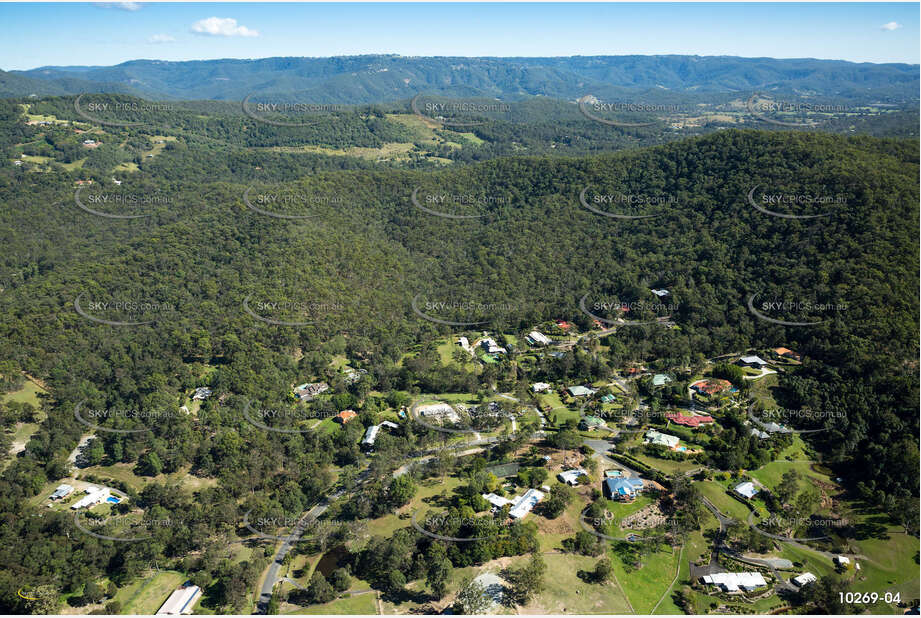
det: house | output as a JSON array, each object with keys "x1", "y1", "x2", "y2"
[
  {"x1": 13, "y1": 160, "x2": 22, "y2": 166},
  {"x1": 335, "y1": 410, "x2": 357, "y2": 424},
  {"x1": 773, "y1": 347, "x2": 801, "y2": 361},
  {"x1": 294, "y1": 382, "x2": 329, "y2": 401},
  {"x1": 361, "y1": 424, "x2": 381, "y2": 447},
  {"x1": 700, "y1": 572, "x2": 767, "y2": 593},
  {"x1": 343, "y1": 367, "x2": 367, "y2": 384},
  {"x1": 555, "y1": 320, "x2": 571, "y2": 330},
  {"x1": 480, "y1": 338, "x2": 506, "y2": 354},
  {"x1": 532, "y1": 382, "x2": 551, "y2": 393},
  {"x1": 82, "y1": 139, "x2": 97, "y2": 145},
  {"x1": 362, "y1": 420, "x2": 399, "y2": 447},
  {"x1": 690, "y1": 378, "x2": 732, "y2": 396},
  {"x1": 579, "y1": 415, "x2": 606, "y2": 431},
  {"x1": 737, "y1": 355, "x2": 768, "y2": 368},
  {"x1": 482, "y1": 493, "x2": 514, "y2": 509},
  {"x1": 834, "y1": 556, "x2": 850, "y2": 567},
  {"x1": 112, "y1": 178, "x2": 122, "y2": 185},
  {"x1": 526, "y1": 330, "x2": 551, "y2": 346},
  {"x1": 567, "y1": 385, "x2": 596, "y2": 397},
  {"x1": 71, "y1": 486, "x2": 110, "y2": 510},
  {"x1": 759, "y1": 420, "x2": 791, "y2": 434},
  {"x1": 792, "y1": 572, "x2": 817, "y2": 587},
  {"x1": 666, "y1": 412, "x2": 714, "y2": 428},
  {"x1": 652, "y1": 374, "x2": 672, "y2": 387},
  {"x1": 645, "y1": 429, "x2": 680, "y2": 449},
  {"x1": 508, "y1": 488, "x2": 544, "y2": 519},
  {"x1": 156, "y1": 585, "x2": 203, "y2": 615},
  {"x1": 457, "y1": 336, "x2": 470, "y2": 349},
  {"x1": 419, "y1": 403, "x2": 461, "y2": 423},
  {"x1": 734, "y1": 481, "x2": 759, "y2": 500},
  {"x1": 600, "y1": 393, "x2": 616, "y2": 403},
  {"x1": 558, "y1": 468, "x2": 588, "y2": 486},
  {"x1": 750, "y1": 427, "x2": 770, "y2": 439},
  {"x1": 50, "y1": 484, "x2": 74, "y2": 500},
  {"x1": 650, "y1": 289, "x2": 670, "y2": 297},
  {"x1": 192, "y1": 387, "x2": 212, "y2": 401},
  {"x1": 604, "y1": 477, "x2": 645, "y2": 501}
]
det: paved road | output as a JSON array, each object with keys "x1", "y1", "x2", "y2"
[{"x1": 255, "y1": 489, "x2": 344, "y2": 613}]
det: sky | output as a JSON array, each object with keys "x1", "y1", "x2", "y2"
[{"x1": 0, "y1": 2, "x2": 918, "y2": 71}]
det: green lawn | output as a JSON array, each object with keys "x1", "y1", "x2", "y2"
[
  {"x1": 634, "y1": 453, "x2": 702, "y2": 476},
  {"x1": 749, "y1": 437, "x2": 828, "y2": 490},
  {"x1": 654, "y1": 511, "x2": 719, "y2": 614},
  {"x1": 2, "y1": 379, "x2": 46, "y2": 406},
  {"x1": 521, "y1": 553, "x2": 633, "y2": 614},
  {"x1": 114, "y1": 569, "x2": 186, "y2": 614},
  {"x1": 694, "y1": 480, "x2": 752, "y2": 521},
  {"x1": 287, "y1": 592, "x2": 377, "y2": 614},
  {"x1": 611, "y1": 541, "x2": 682, "y2": 614},
  {"x1": 362, "y1": 476, "x2": 464, "y2": 539}
]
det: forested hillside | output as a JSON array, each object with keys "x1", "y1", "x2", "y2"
[
  {"x1": 0, "y1": 96, "x2": 917, "y2": 611},
  {"x1": 8, "y1": 55, "x2": 920, "y2": 102}
]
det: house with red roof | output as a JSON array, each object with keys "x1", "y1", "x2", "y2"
[
  {"x1": 666, "y1": 412, "x2": 715, "y2": 428},
  {"x1": 773, "y1": 347, "x2": 802, "y2": 361},
  {"x1": 335, "y1": 410, "x2": 357, "y2": 424}
]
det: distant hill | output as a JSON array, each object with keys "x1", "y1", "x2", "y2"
[{"x1": 7, "y1": 55, "x2": 919, "y2": 103}]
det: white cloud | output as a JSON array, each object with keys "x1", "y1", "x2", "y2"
[
  {"x1": 191, "y1": 17, "x2": 259, "y2": 38},
  {"x1": 148, "y1": 33, "x2": 175, "y2": 44},
  {"x1": 880, "y1": 21, "x2": 902, "y2": 31},
  {"x1": 94, "y1": 2, "x2": 142, "y2": 10}
]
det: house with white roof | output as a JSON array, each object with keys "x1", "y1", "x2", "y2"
[
  {"x1": 532, "y1": 382, "x2": 551, "y2": 393},
  {"x1": 650, "y1": 289, "x2": 670, "y2": 297},
  {"x1": 526, "y1": 331, "x2": 551, "y2": 345},
  {"x1": 701, "y1": 572, "x2": 767, "y2": 593},
  {"x1": 482, "y1": 493, "x2": 514, "y2": 509},
  {"x1": 508, "y1": 488, "x2": 544, "y2": 519},
  {"x1": 792, "y1": 572, "x2": 817, "y2": 587},
  {"x1": 156, "y1": 585, "x2": 202, "y2": 615},
  {"x1": 645, "y1": 429, "x2": 680, "y2": 449},
  {"x1": 50, "y1": 484, "x2": 74, "y2": 500},
  {"x1": 362, "y1": 420, "x2": 399, "y2": 448},
  {"x1": 734, "y1": 481, "x2": 759, "y2": 499},
  {"x1": 737, "y1": 355, "x2": 768, "y2": 368},
  {"x1": 566, "y1": 385, "x2": 596, "y2": 397},
  {"x1": 71, "y1": 486, "x2": 110, "y2": 509},
  {"x1": 558, "y1": 468, "x2": 588, "y2": 486}
]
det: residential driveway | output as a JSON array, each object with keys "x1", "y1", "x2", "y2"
[{"x1": 743, "y1": 367, "x2": 777, "y2": 380}]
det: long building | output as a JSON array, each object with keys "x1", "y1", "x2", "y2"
[{"x1": 156, "y1": 586, "x2": 202, "y2": 615}]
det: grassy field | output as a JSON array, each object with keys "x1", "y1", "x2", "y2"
[
  {"x1": 847, "y1": 526, "x2": 921, "y2": 607},
  {"x1": 3, "y1": 379, "x2": 46, "y2": 406},
  {"x1": 610, "y1": 541, "x2": 682, "y2": 613},
  {"x1": 288, "y1": 592, "x2": 377, "y2": 614},
  {"x1": 634, "y1": 453, "x2": 702, "y2": 476},
  {"x1": 114, "y1": 569, "x2": 186, "y2": 614},
  {"x1": 694, "y1": 480, "x2": 752, "y2": 521},
  {"x1": 362, "y1": 475, "x2": 464, "y2": 539},
  {"x1": 522, "y1": 553, "x2": 633, "y2": 613},
  {"x1": 76, "y1": 461, "x2": 218, "y2": 493},
  {"x1": 749, "y1": 436, "x2": 828, "y2": 490},
  {"x1": 654, "y1": 511, "x2": 719, "y2": 614}
]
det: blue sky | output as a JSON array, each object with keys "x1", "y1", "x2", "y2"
[{"x1": 0, "y1": 2, "x2": 917, "y2": 71}]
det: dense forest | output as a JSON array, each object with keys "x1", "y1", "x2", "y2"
[{"x1": 0, "y1": 93, "x2": 917, "y2": 612}]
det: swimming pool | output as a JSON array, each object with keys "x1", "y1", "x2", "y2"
[{"x1": 106, "y1": 496, "x2": 120, "y2": 504}]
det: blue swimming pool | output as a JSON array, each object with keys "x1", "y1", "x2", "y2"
[{"x1": 107, "y1": 496, "x2": 120, "y2": 504}]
